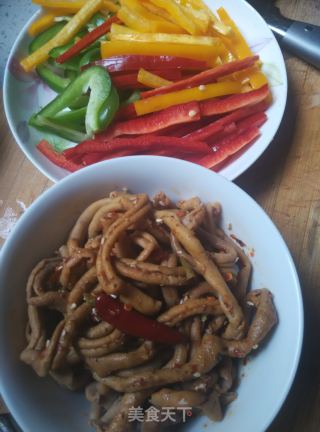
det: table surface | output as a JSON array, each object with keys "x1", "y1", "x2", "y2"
[{"x1": 1, "y1": 0, "x2": 320, "y2": 431}]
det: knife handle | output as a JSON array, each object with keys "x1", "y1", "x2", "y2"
[{"x1": 281, "y1": 21, "x2": 320, "y2": 69}]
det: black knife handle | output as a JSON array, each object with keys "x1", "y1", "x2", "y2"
[{"x1": 281, "y1": 21, "x2": 320, "y2": 69}]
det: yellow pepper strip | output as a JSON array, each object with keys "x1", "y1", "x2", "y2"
[
  {"x1": 109, "y1": 32, "x2": 222, "y2": 47},
  {"x1": 184, "y1": 0, "x2": 231, "y2": 35},
  {"x1": 138, "y1": 68, "x2": 173, "y2": 88},
  {"x1": 110, "y1": 23, "x2": 140, "y2": 34},
  {"x1": 134, "y1": 81, "x2": 242, "y2": 116},
  {"x1": 32, "y1": 0, "x2": 119, "y2": 13},
  {"x1": 248, "y1": 71, "x2": 269, "y2": 89},
  {"x1": 148, "y1": 0, "x2": 198, "y2": 35},
  {"x1": 28, "y1": 12, "x2": 56, "y2": 36},
  {"x1": 101, "y1": 40, "x2": 223, "y2": 61},
  {"x1": 179, "y1": 4, "x2": 209, "y2": 34},
  {"x1": 21, "y1": 0, "x2": 103, "y2": 72},
  {"x1": 118, "y1": 5, "x2": 184, "y2": 34},
  {"x1": 217, "y1": 7, "x2": 252, "y2": 59},
  {"x1": 140, "y1": 0, "x2": 180, "y2": 26}
]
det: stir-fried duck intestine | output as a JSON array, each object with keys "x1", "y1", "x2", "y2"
[{"x1": 21, "y1": 191, "x2": 277, "y2": 432}]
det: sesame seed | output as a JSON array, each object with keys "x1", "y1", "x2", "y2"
[
  {"x1": 247, "y1": 301, "x2": 254, "y2": 307},
  {"x1": 45, "y1": 339, "x2": 50, "y2": 348},
  {"x1": 198, "y1": 85, "x2": 206, "y2": 91},
  {"x1": 92, "y1": 307, "x2": 97, "y2": 316},
  {"x1": 252, "y1": 344, "x2": 258, "y2": 350},
  {"x1": 193, "y1": 372, "x2": 201, "y2": 378},
  {"x1": 188, "y1": 109, "x2": 197, "y2": 118},
  {"x1": 155, "y1": 218, "x2": 163, "y2": 223},
  {"x1": 212, "y1": 146, "x2": 218, "y2": 152},
  {"x1": 70, "y1": 303, "x2": 77, "y2": 310},
  {"x1": 61, "y1": 330, "x2": 66, "y2": 337}
]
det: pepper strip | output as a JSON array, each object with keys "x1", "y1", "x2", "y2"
[
  {"x1": 97, "y1": 101, "x2": 201, "y2": 139},
  {"x1": 90, "y1": 55, "x2": 207, "y2": 73},
  {"x1": 217, "y1": 7, "x2": 252, "y2": 59},
  {"x1": 96, "y1": 294, "x2": 186, "y2": 344},
  {"x1": 109, "y1": 32, "x2": 221, "y2": 46},
  {"x1": 134, "y1": 81, "x2": 242, "y2": 116},
  {"x1": 137, "y1": 68, "x2": 172, "y2": 88},
  {"x1": 28, "y1": 13, "x2": 57, "y2": 37},
  {"x1": 56, "y1": 15, "x2": 120, "y2": 64},
  {"x1": 32, "y1": 0, "x2": 119, "y2": 13},
  {"x1": 36, "y1": 140, "x2": 81, "y2": 172},
  {"x1": 117, "y1": 4, "x2": 184, "y2": 34},
  {"x1": 21, "y1": 0, "x2": 103, "y2": 71},
  {"x1": 140, "y1": 56, "x2": 258, "y2": 99},
  {"x1": 100, "y1": 40, "x2": 223, "y2": 62},
  {"x1": 148, "y1": 0, "x2": 198, "y2": 35}
]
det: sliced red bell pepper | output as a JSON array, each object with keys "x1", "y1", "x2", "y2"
[
  {"x1": 37, "y1": 140, "x2": 81, "y2": 172},
  {"x1": 111, "y1": 73, "x2": 145, "y2": 89},
  {"x1": 184, "y1": 99, "x2": 268, "y2": 141},
  {"x1": 195, "y1": 126, "x2": 260, "y2": 169},
  {"x1": 56, "y1": 16, "x2": 121, "y2": 64},
  {"x1": 99, "y1": 101, "x2": 201, "y2": 140},
  {"x1": 64, "y1": 135, "x2": 210, "y2": 159},
  {"x1": 140, "y1": 56, "x2": 259, "y2": 99},
  {"x1": 81, "y1": 149, "x2": 133, "y2": 165},
  {"x1": 236, "y1": 111, "x2": 267, "y2": 131},
  {"x1": 86, "y1": 55, "x2": 208, "y2": 73},
  {"x1": 200, "y1": 84, "x2": 270, "y2": 117},
  {"x1": 115, "y1": 103, "x2": 137, "y2": 120},
  {"x1": 96, "y1": 293, "x2": 186, "y2": 344}
]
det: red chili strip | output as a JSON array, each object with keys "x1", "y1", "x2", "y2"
[
  {"x1": 194, "y1": 126, "x2": 261, "y2": 169},
  {"x1": 184, "y1": 99, "x2": 268, "y2": 141},
  {"x1": 140, "y1": 56, "x2": 259, "y2": 99},
  {"x1": 200, "y1": 84, "x2": 269, "y2": 117},
  {"x1": 96, "y1": 293, "x2": 186, "y2": 345},
  {"x1": 98, "y1": 101, "x2": 201, "y2": 140},
  {"x1": 86, "y1": 55, "x2": 208, "y2": 73},
  {"x1": 56, "y1": 16, "x2": 120, "y2": 64},
  {"x1": 37, "y1": 140, "x2": 81, "y2": 172},
  {"x1": 63, "y1": 135, "x2": 210, "y2": 158}
]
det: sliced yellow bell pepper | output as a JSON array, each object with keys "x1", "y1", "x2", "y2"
[
  {"x1": 110, "y1": 23, "x2": 140, "y2": 34},
  {"x1": 217, "y1": 65, "x2": 268, "y2": 89},
  {"x1": 138, "y1": 69, "x2": 173, "y2": 88},
  {"x1": 148, "y1": 0, "x2": 198, "y2": 35},
  {"x1": 134, "y1": 81, "x2": 242, "y2": 115},
  {"x1": 248, "y1": 71, "x2": 269, "y2": 89},
  {"x1": 217, "y1": 7, "x2": 252, "y2": 59},
  {"x1": 21, "y1": 0, "x2": 103, "y2": 72},
  {"x1": 184, "y1": 0, "x2": 231, "y2": 35},
  {"x1": 101, "y1": 40, "x2": 223, "y2": 61},
  {"x1": 118, "y1": 5, "x2": 184, "y2": 34},
  {"x1": 28, "y1": 13, "x2": 56, "y2": 37},
  {"x1": 109, "y1": 32, "x2": 222, "y2": 46},
  {"x1": 32, "y1": 0, "x2": 119, "y2": 13},
  {"x1": 179, "y1": 4, "x2": 209, "y2": 34},
  {"x1": 140, "y1": 0, "x2": 180, "y2": 25}
]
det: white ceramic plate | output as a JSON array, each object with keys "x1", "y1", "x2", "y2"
[
  {"x1": 3, "y1": 0, "x2": 287, "y2": 183},
  {"x1": 0, "y1": 157, "x2": 302, "y2": 432}
]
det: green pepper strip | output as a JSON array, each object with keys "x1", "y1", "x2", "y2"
[{"x1": 31, "y1": 66, "x2": 117, "y2": 140}]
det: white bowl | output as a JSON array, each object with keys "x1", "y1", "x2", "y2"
[
  {"x1": 3, "y1": 0, "x2": 287, "y2": 182},
  {"x1": 0, "y1": 156, "x2": 302, "y2": 432}
]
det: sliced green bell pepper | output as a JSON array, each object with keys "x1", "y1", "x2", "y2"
[{"x1": 30, "y1": 66, "x2": 119, "y2": 141}]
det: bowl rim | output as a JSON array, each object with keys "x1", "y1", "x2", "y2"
[
  {"x1": 0, "y1": 156, "x2": 303, "y2": 432},
  {"x1": 3, "y1": 0, "x2": 288, "y2": 183}
]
